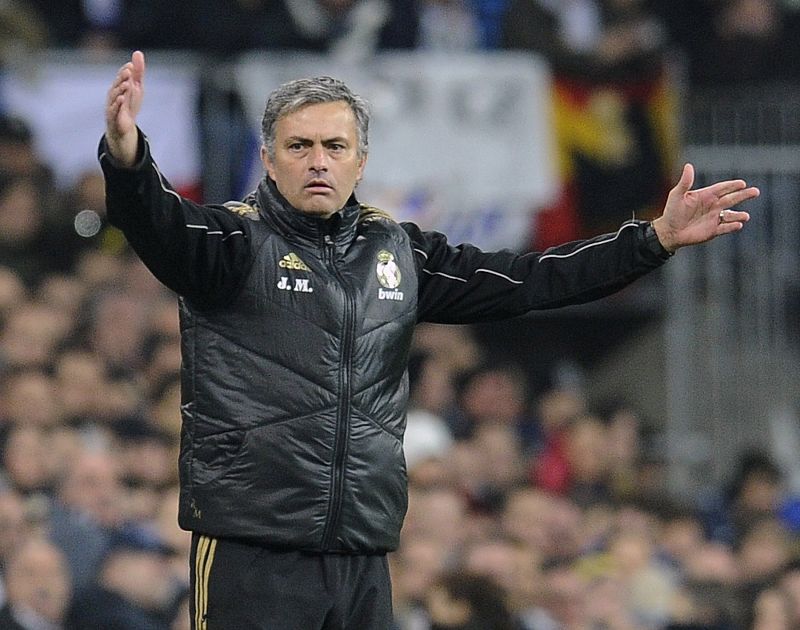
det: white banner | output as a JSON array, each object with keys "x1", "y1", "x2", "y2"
[
  {"x1": 0, "y1": 52, "x2": 201, "y2": 191},
  {"x1": 0, "y1": 52, "x2": 557, "y2": 250}
]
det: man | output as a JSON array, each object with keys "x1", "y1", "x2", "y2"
[
  {"x1": 0, "y1": 538, "x2": 73, "y2": 630},
  {"x1": 102, "y1": 51, "x2": 757, "y2": 629}
]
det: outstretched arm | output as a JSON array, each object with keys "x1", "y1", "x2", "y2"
[
  {"x1": 105, "y1": 50, "x2": 145, "y2": 167},
  {"x1": 652, "y1": 163, "x2": 759, "y2": 253}
]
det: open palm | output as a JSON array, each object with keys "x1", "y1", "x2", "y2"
[
  {"x1": 653, "y1": 163, "x2": 759, "y2": 252},
  {"x1": 104, "y1": 51, "x2": 145, "y2": 166}
]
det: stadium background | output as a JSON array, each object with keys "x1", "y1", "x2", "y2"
[{"x1": 0, "y1": 0, "x2": 799, "y2": 627}]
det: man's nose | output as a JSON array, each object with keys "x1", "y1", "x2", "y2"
[{"x1": 308, "y1": 144, "x2": 328, "y2": 171}]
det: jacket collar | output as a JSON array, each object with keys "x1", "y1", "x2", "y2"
[{"x1": 254, "y1": 177, "x2": 361, "y2": 248}]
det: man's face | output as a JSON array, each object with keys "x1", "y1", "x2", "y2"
[{"x1": 262, "y1": 101, "x2": 366, "y2": 218}]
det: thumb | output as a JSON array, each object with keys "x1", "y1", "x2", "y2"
[
  {"x1": 675, "y1": 163, "x2": 694, "y2": 194},
  {"x1": 131, "y1": 50, "x2": 145, "y2": 84}
]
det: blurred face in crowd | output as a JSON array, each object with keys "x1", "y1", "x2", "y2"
[
  {"x1": 6, "y1": 539, "x2": 71, "y2": 624},
  {"x1": 0, "y1": 491, "x2": 27, "y2": 560},
  {"x1": 59, "y1": 450, "x2": 124, "y2": 528},
  {"x1": 261, "y1": 101, "x2": 366, "y2": 218},
  {"x1": 2, "y1": 370, "x2": 60, "y2": 427},
  {"x1": 0, "y1": 303, "x2": 71, "y2": 370},
  {"x1": 91, "y1": 291, "x2": 149, "y2": 367},
  {"x1": 0, "y1": 176, "x2": 41, "y2": 244},
  {"x1": 102, "y1": 548, "x2": 175, "y2": 610},
  {"x1": 3, "y1": 426, "x2": 57, "y2": 494}
]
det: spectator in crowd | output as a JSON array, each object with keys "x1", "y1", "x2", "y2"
[
  {"x1": 0, "y1": 301, "x2": 72, "y2": 372},
  {"x1": 111, "y1": 417, "x2": 178, "y2": 523},
  {"x1": 0, "y1": 116, "x2": 49, "y2": 181},
  {"x1": 70, "y1": 528, "x2": 184, "y2": 630},
  {"x1": 0, "y1": 538, "x2": 73, "y2": 630},
  {"x1": 0, "y1": 1, "x2": 47, "y2": 62},
  {"x1": 424, "y1": 571, "x2": 521, "y2": 630},
  {"x1": 0, "y1": 268, "x2": 26, "y2": 323},
  {"x1": 0, "y1": 370, "x2": 61, "y2": 429},
  {"x1": 0, "y1": 173, "x2": 55, "y2": 287},
  {"x1": 746, "y1": 584, "x2": 794, "y2": 630},
  {"x1": 0, "y1": 489, "x2": 29, "y2": 597},
  {"x1": 461, "y1": 536, "x2": 542, "y2": 623},
  {"x1": 85, "y1": 288, "x2": 152, "y2": 379},
  {"x1": 48, "y1": 446, "x2": 126, "y2": 593},
  {"x1": 775, "y1": 560, "x2": 800, "y2": 627},
  {"x1": 1, "y1": 426, "x2": 61, "y2": 499},
  {"x1": 552, "y1": 413, "x2": 612, "y2": 505},
  {"x1": 390, "y1": 536, "x2": 451, "y2": 629},
  {"x1": 25, "y1": 0, "x2": 122, "y2": 50},
  {"x1": 661, "y1": 0, "x2": 800, "y2": 86},
  {"x1": 736, "y1": 517, "x2": 794, "y2": 606},
  {"x1": 452, "y1": 362, "x2": 535, "y2": 444},
  {"x1": 120, "y1": 0, "x2": 419, "y2": 58},
  {"x1": 698, "y1": 450, "x2": 791, "y2": 547}
]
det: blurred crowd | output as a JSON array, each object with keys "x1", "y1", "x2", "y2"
[
  {"x1": 1, "y1": 0, "x2": 798, "y2": 78},
  {"x1": 0, "y1": 0, "x2": 799, "y2": 628}
]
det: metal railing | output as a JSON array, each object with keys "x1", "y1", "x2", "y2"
[{"x1": 665, "y1": 84, "x2": 800, "y2": 495}]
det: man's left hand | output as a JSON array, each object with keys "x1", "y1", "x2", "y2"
[{"x1": 652, "y1": 162, "x2": 759, "y2": 253}]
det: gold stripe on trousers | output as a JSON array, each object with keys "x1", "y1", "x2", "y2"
[{"x1": 194, "y1": 535, "x2": 218, "y2": 629}]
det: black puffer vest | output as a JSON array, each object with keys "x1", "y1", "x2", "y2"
[{"x1": 177, "y1": 180, "x2": 418, "y2": 553}]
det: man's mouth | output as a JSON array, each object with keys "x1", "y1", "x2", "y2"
[{"x1": 305, "y1": 180, "x2": 333, "y2": 193}]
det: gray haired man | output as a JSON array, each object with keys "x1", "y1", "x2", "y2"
[{"x1": 102, "y1": 51, "x2": 757, "y2": 629}]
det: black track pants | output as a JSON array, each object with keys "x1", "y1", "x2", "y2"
[{"x1": 189, "y1": 534, "x2": 394, "y2": 629}]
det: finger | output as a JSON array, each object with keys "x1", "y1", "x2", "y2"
[
  {"x1": 106, "y1": 93, "x2": 125, "y2": 124},
  {"x1": 106, "y1": 83, "x2": 127, "y2": 110},
  {"x1": 717, "y1": 220, "x2": 746, "y2": 236},
  {"x1": 106, "y1": 84, "x2": 123, "y2": 113},
  {"x1": 697, "y1": 179, "x2": 748, "y2": 198},
  {"x1": 719, "y1": 186, "x2": 760, "y2": 208},
  {"x1": 720, "y1": 209, "x2": 750, "y2": 224}
]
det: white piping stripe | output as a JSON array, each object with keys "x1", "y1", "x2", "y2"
[
  {"x1": 421, "y1": 223, "x2": 638, "y2": 286},
  {"x1": 538, "y1": 222, "x2": 637, "y2": 261},
  {"x1": 151, "y1": 161, "x2": 183, "y2": 202},
  {"x1": 475, "y1": 268, "x2": 524, "y2": 284},
  {"x1": 185, "y1": 224, "x2": 244, "y2": 240},
  {"x1": 423, "y1": 269, "x2": 468, "y2": 282},
  {"x1": 413, "y1": 248, "x2": 428, "y2": 260}
]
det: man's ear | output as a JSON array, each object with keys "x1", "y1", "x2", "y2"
[
  {"x1": 356, "y1": 153, "x2": 368, "y2": 184},
  {"x1": 260, "y1": 145, "x2": 275, "y2": 180}
]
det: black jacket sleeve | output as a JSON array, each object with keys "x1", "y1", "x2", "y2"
[
  {"x1": 98, "y1": 130, "x2": 254, "y2": 306},
  {"x1": 404, "y1": 220, "x2": 672, "y2": 324}
]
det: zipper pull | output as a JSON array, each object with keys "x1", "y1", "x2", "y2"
[{"x1": 324, "y1": 234, "x2": 334, "y2": 246}]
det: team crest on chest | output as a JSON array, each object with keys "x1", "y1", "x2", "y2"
[{"x1": 376, "y1": 250, "x2": 404, "y2": 301}]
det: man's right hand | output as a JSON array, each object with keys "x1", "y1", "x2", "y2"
[{"x1": 104, "y1": 50, "x2": 145, "y2": 167}]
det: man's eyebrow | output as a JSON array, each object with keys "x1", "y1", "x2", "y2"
[
  {"x1": 283, "y1": 135, "x2": 350, "y2": 145},
  {"x1": 322, "y1": 136, "x2": 350, "y2": 144},
  {"x1": 284, "y1": 136, "x2": 312, "y2": 145}
]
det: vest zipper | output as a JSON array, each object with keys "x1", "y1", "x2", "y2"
[{"x1": 321, "y1": 233, "x2": 356, "y2": 550}]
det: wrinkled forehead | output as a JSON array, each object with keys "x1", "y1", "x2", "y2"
[{"x1": 275, "y1": 101, "x2": 359, "y2": 140}]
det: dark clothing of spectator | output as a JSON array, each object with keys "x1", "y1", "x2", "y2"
[
  {"x1": 121, "y1": 0, "x2": 419, "y2": 56},
  {"x1": 70, "y1": 587, "x2": 172, "y2": 630}
]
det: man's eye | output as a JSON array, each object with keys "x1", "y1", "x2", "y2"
[
  {"x1": 288, "y1": 143, "x2": 304, "y2": 151},
  {"x1": 329, "y1": 144, "x2": 344, "y2": 152}
]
